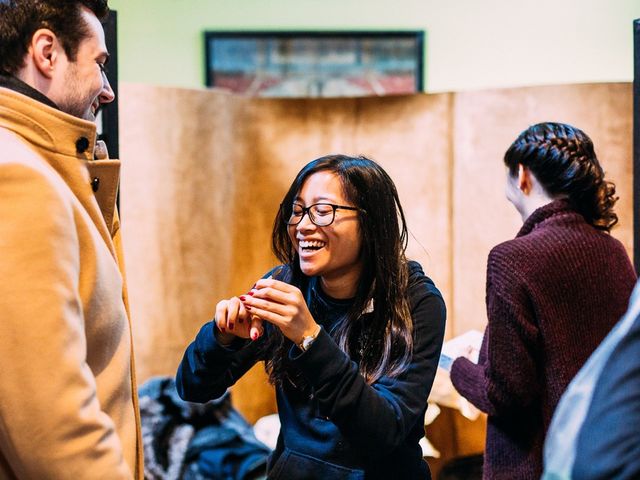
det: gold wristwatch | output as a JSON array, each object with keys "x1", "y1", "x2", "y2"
[{"x1": 298, "y1": 325, "x2": 321, "y2": 352}]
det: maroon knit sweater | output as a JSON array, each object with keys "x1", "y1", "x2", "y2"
[{"x1": 450, "y1": 199, "x2": 636, "y2": 480}]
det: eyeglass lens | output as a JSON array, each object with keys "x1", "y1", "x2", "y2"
[{"x1": 287, "y1": 204, "x2": 335, "y2": 226}]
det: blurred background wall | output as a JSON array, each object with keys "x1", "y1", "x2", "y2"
[
  {"x1": 108, "y1": 0, "x2": 639, "y2": 92},
  {"x1": 118, "y1": 82, "x2": 633, "y2": 475},
  {"x1": 107, "y1": 1, "x2": 640, "y2": 476}
]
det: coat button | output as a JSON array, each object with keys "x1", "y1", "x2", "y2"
[
  {"x1": 91, "y1": 177, "x2": 100, "y2": 192},
  {"x1": 76, "y1": 137, "x2": 90, "y2": 154}
]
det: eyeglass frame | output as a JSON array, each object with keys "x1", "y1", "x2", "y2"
[{"x1": 283, "y1": 202, "x2": 365, "y2": 227}]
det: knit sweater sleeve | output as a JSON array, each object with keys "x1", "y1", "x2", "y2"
[
  {"x1": 451, "y1": 249, "x2": 541, "y2": 417},
  {"x1": 450, "y1": 329, "x2": 493, "y2": 414},
  {"x1": 175, "y1": 321, "x2": 263, "y2": 403},
  {"x1": 291, "y1": 280, "x2": 446, "y2": 455},
  {"x1": 175, "y1": 267, "x2": 290, "y2": 403}
]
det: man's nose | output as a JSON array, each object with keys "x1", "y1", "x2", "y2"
[{"x1": 99, "y1": 75, "x2": 115, "y2": 104}]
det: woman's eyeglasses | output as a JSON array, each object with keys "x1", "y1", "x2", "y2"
[{"x1": 283, "y1": 202, "x2": 363, "y2": 227}]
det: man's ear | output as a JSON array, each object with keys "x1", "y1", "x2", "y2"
[{"x1": 30, "y1": 28, "x2": 61, "y2": 79}]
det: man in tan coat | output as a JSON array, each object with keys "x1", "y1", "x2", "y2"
[{"x1": 0, "y1": 1, "x2": 143, "y2": 477}]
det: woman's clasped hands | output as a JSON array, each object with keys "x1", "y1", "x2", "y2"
[{"x1": 214, "y1": 277, "x2": 319, "y2": 346}]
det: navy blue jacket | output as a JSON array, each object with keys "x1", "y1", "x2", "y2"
[
  {"x1": 573, "y1": 307, "x2": 640, "y2": 479},
  {"x1": 176, "y1": 261, "x2": 446, "y2": 479}
]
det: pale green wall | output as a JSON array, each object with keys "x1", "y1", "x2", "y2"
[{"x1": 108, "y1": 0, "x2": 640, "y2": 92}]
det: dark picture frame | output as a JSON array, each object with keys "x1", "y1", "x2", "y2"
[{"x1": 204, "y1": 31, "x2": 425, "y2": 97}]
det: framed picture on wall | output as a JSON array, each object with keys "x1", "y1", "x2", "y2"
[{"x1": 204, "y1": 31, "x2": 425, "y2": 98}]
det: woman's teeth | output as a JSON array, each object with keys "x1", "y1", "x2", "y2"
[{"x1": 299, "y1": 240, "x2": 326, "y2": 250}]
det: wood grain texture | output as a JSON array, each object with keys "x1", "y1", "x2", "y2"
[
  {"x1": 118, "y1": 83, "x2": 632, "y2": 431},
  {"x1": 118, "y1": 87, "x2": 453, "y2": 422},
  {"x1": 452, "y1": 83, "x2": 633, "y2": 335}
]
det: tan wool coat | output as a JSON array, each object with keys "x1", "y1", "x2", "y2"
[{"x1": 0, "y1": 86, "x2": 143, "y2": 479}]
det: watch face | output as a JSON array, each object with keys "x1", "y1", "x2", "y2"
[
  {"x1": 300, "y1": 326, "x2": 321, "y2": 351},
  {"x1": 302, "y1": 337, "x2": 313, "y2": 350},
  {"x1": 300, "y1": 334, "x2": 316, "y2": 351}
]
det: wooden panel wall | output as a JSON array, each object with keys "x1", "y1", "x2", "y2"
[
  {"x1": 119, "y1": 87, "x2": 453, "y2": 422},
  {"x1": 452, "y1": 83, "x2": 634, "y2": 334},
  {"x1": 118, "y1": 82, "x2": 633, "y2": 451}
]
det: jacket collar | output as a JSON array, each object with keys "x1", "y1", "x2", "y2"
[
  {"x1": 0, "y1": 72, "x2": 60, "y2": 110},
  {"x1": 0, "y1": 85, "x2": 120, "y2": 253},
  {"x1": 517, "y1": 198, "x2": 575, "y2": 237},
  {"x1": 0, "y1": 84, "x2": 98, "y2": 161}
]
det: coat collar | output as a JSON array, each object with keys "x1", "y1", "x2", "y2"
[
  {"x1": 0, "y1": 72, "x2": 59, "y2": 110},
  {"x1": 0, "y1": 85, "x2": 120, "y2": 252},
  {"x1": 517, "y1": 198, "x2": 576, "y2": 238},
  {"x1": 0, "y1": 84, "x2": 97, "y2": 161}
]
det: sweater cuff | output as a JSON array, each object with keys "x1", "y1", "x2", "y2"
[
  {"x1": 450, "y1": 356, "x2": 493, "y2": 412},
  {"x1": 212, "y1": 323, "x2": 250, "y2": 352},
  {"x1": 289, "y1": 328, "x2": 346, "y2": 384},
  {"x1": 450, "y1": 357, "x2": 477, "y2": 391}
]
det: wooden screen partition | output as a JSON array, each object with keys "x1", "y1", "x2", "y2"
[
  {"x1": 119, "y1": 87, "x2": 454, "y2": 422},
  {"x1": 453, "y1": 84, "x2": 634, "y2": 335},
  {"x1": 118, "y1": 83, "x2": 633, "y2": 456}
]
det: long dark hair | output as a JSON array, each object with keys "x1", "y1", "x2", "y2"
[
  {"x1": 267, "y1": 154, "x2": 413, "y2": 385},
  {"x1": 504, "y1": 122, "x2": 618, "y2": 231},
  {"x1": 0, "y1": 0, "x2": 109, "y2": 75}
]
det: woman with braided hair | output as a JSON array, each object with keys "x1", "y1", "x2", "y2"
[{"x1": 450, "y1": 122, "x2": 636, "y2": 479}]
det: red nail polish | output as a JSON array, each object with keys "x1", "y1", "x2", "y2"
[
  {"x1": 247, "y1": 291, "x2": 254, "y2": 296},
  {"x1": 239, "y1": 318, "x2": 244, "y2": 324},
  {"x1": 229, "y1": 324, "x2": 234, "y2": 330},
  {"x1": 220, "y1": 327, "x2": 226, "y2": 333},
  {"x1": 239, "y1": 295, "x2": 246, "y2": 302},
  {"x1": 251, "y1": 331, "x2": 258, "y2": 341}
]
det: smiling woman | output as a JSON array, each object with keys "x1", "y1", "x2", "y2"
[
  {"x1": 176, "y1": 154, "x2": 447, "y2": 479},
  {"x1": 285, "y1": 170, "x2": 364, "y2": 298}
]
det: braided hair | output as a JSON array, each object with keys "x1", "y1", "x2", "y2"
[{"x1": 504, "y1": 122, "x2": 618, "y2": 232}]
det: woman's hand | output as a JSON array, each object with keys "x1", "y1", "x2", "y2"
[
  {"x1": 213, "y1": 296, "x2": 254, "y2": 344},
  {"x1": 240, "y1": 278, "x2": 318, "y2": 345}
]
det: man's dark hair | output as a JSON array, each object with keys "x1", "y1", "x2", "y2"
[{"x1": 0, "y1": 0, "x2": 109, "y2": 75}]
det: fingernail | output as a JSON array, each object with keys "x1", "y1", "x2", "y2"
[
  {"x1": 251, "y1": 331, "x2": 258, "y2": 341},
  {"x1": 239, "y1": 295, "x2": 246, "y2": 301},
  {"x1": 229, "y1": 323, "x2": 234, "y2": 330},
  {"x1": 238, "y1": 318, "x2": 244, "y2": 324},
  {"x1": 220, "y1": 327, "x2": 226, "y2": 333},
  {"x1": 247, "y1": 291, "x2": 254, "y2": 296},
  {"x1": 245, "y1": 306, "x2": 252, "y2": 311}
]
